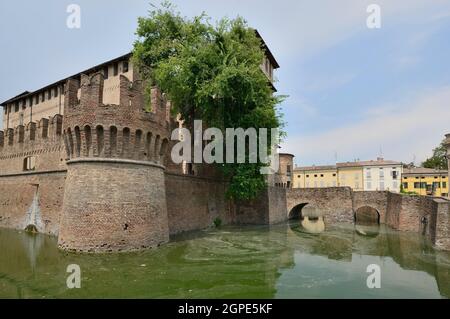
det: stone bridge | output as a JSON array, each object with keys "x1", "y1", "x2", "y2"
[
  {"x1": 286, "y1": 187, "x2": 355, "y2": 223},
  {"x1": 284, "y1": 187, "x2": 450, "y2": 251}
]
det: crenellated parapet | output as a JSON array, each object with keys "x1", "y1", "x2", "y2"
[
  {"x1": 0, "y1": 114, "x2": 64, "y2": 158},
  {"x1": 0, "y1": 114, "x2": 65, "y2": 174},
  {"x1": 62, "y1": 73, "x2": 171, "y2": 165}
]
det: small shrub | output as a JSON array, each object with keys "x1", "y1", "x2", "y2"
[{"x1": 213, "y1": 217, "x2": 222, "y2": 228}]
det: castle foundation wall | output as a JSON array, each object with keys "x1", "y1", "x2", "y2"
[
  {"x1": 58, "y1": 159, "x2": 169, "y2": 252},
  {"x1": 0, "y1": 170, "x2": 66, "y2": 235},
  {"x1": 165, "y1": 173, "x2": 234, "y2": 235}
]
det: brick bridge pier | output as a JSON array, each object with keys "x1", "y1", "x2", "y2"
[{"x1": 284, "y1": 187, "x2": 450, "y2": 251}]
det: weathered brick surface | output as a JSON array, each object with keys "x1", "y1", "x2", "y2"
[
  {"x1": 0, "y1": 171, "x2": 65, "y2": 235},
  {"x1": 353, "y1": 191, "x2": 387, "y2": 223},
  {"x1": 286, "y1": 188, "x2": 450, "y2": 250},
  {"x1": 286, "y1": 187, "x2": 354, "y2": 223},
  {"x1": 56, "y1": 70, "x2": 173, "y2": 252},
  {"x1": 165, "y1": 173, "x2": 233, "y2": 234},
  {"x1": 58, "y1": 160, "x2": 169, "y2": 252}
]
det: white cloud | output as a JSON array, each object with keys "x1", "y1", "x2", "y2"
[
  {"x1": 282, "y1": 85, "x2": 450, "y2": 166},
  {"x1": 172, "y1": 0, "x2": 450, "y2": 61}
]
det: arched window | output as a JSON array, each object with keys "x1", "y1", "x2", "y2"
[
  {"x1": 145, "y1": 132, "x2": 152, "y2": 160},
  {"x1": 84, "y1": 125, "x2": 92, "y2": 156},
  {"x1": 96, "y1": 125, "x2": 104, "y2": 156},
  {"x1": 67, "y1": 128, "x2": 74, "y2": 157},
  {"x1": 110, "y1": 126, "x2": 118, "y2": 157},
  {"x1": 135, "y1": 130, "x2": 142, "y2": 159},
  {"x1": 122, "y1": 127, "x2": 130, "y2": 157},
  {"x1": 74, "y1": 126, "x2": 81, "y2": 157}
]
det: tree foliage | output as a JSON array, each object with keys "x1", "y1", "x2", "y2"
[
  {"x1": 422, "y1": 142, "x2": 448, "y2": 170},
  {"x1": 133, "y1": 2, "x2": 285, "y2": 200}
]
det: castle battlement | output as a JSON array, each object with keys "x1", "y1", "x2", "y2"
[
  {"x1": 0, "y1": 114, "x2": 63, "y2": 157},
  {"x1": 61, "y1": 72, "x2": 171, "y2": 165}
]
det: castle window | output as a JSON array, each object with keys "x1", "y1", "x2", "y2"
[
  {"x1": 23, "y1": 156, "x2": 36, "y2": 171},
  {"x1": 14, "y1": 102, "x2": 19, "y2": 112},
  {"x1": 84, "y1": 125, "x2": 92, "y2": 156},
  {"x1": 54, "y1": 87, "x2": 58, "y2": 98},
  {"x1": 103, "y1": 66, "x2": 109, "y2": 79},
  {"x1": 41, "y1": 93, "x2": 45, "y2": 102},
  {"x1": 110, "y1": 126, "x2": 118, "y2": 157},
  {"x1": 74, "y1": 126, "x2": 81, "y2": 157},
  {"x1": 29, "y1": 97, "x2": 33, "y2": 107},
  {"x1": 96, "y1": 126, "x2": 104, "y2": 156},
  {"x1": 35, "y1": 95, "x2": 39, "y2": 105},
  {"x1": 113, "y1": 63, "x2": 119, "y2": 76},
  {"x1": 122, "y1": 128, "x2": 131, "y2": 157},
  {"x1": 21, "y1": 100, "x2": 26, "y2": 110},
  {"x1": 403, "y1": 182, "x2": 408, "y2": 189},
  {"x1": 123, "y1": 61, "x2": 129, "y2": 73},
  {"x1": 145, "y1": 131, "x2": 152, "y2": 160},
  {"x1": 443, "y1": 182, "x2": 447, "y2": 188},
  {"x1": 47, "y1": 90, "x2": 51, "y2": 100}
]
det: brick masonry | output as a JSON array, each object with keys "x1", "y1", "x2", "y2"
[
  {"x1": 285, "y1": 187, "x2": 450, "y2": 250},
  {"x1": 0, "y1": 72, "x2": 449, "y2": 252}
]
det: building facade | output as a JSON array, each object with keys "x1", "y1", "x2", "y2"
[
  {"x1": 359, "y1": 159, "x2": 402, "y2": 192},
  {"x1": 293, "y1": 158, "x2": 402, "y2": 192},
  {"x1": 402, "y1": 167, "x2": 448, "y2": 197},
  {"x1": 293, "y1": 165, "x2": 337, "y2": 188},
  {"x1": 336, "y1": 163, "x2": 364, "y2": 191}
]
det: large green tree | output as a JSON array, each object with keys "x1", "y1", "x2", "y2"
[
  {"x1": 422, "y1": 142, "x2": 448, "y2": 170},
  {"x1": 133, "y1": 2, "x2": 285, "y2": 200}
]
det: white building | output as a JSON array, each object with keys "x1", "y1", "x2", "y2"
[{"x1": 362, "y1": 158, "x2": 402, "y2": 192}]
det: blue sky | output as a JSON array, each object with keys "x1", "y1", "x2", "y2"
[{"x1": 1, "y1": 0, "x2": 449, "y2": 166}]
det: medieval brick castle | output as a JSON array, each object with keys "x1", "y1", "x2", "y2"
[
  {"x1": 1, "y1": 37, "x2": 449, "y2": 253},
  {"x1": 0, "y1": 33, "x2": 298, "y2": 252}
]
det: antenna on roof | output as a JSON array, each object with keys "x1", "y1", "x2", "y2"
[{"x1": 334, "y1": 151, "x2": 338, "y2": 164}]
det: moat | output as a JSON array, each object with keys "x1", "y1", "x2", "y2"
[{"x1": 0, "y1": 222, "x2": 449, "y2": 299}]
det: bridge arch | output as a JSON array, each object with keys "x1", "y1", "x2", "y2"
[
  {"x1": 288, "y1": 203, "x2": 309, "y2": 220},
  {"x1": 354, "y1": 206, "x2": 380, "y2": 224}
]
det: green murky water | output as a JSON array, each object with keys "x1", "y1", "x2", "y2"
[{"x1": 0, "y1": 222, "x2": 449, "y2": 299}]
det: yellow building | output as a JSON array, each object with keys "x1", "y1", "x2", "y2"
[
  {"x1": 402, "y1": 168, "x2": 448, "y2": 197},
  {"x1": 336, "y1": 163, "x2": 364, "y2": 191},
  {"x1": 293, "y1": 158, "x2": 401, "y2": 192},
  {"x1": 293, "y1": 165, "x2": 338, "y2": 188}
]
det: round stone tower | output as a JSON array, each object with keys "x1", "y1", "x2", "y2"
[{"x1": 58, "y1": 72, "x2": 171, "y2": 252}]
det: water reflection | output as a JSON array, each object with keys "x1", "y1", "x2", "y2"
[
  {"x1": 0, "y1": 222, "x2": 449, "y2": 299},
  {"x1": 301, "y1": 216, "x2": 325, "y2": 234},
  {"x1": 354, "y1": 223, "x2": 380, "y2": 238}
]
